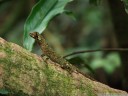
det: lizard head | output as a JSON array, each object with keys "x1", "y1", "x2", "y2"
[{"x1": 29, "y1": 32, "x2": 42, "y2": 41}]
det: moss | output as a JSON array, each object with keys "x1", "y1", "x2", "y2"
[
  {"x1": 42, "y1": 65, "x2": 77, "y2": 96},
  {"x1": 0, "y1": 47, "x2": 96, "y2": 96},
  {"x1": 85, "y1": 84, "x2": 96, "y2": 96},
  {"x1": 3, "y1": 43, "x2": 14, "y2": 56},
  {"x1": 0, "y1": 47, "x2": 43, "y2": 95}
]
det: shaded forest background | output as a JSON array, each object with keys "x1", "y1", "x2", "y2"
[{"x1": 0, "y1": 0, "x2": 128, "y2": 92}]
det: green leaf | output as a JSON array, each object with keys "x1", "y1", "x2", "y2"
[
  {"x1": 24, "y1": 0, "x2": 72, "y2": 51},
  {"x1": 0, "y1": 89, "x2": 9, "y2": 95},
  {"x1": 121, "y1": 0, "x2": 128, "y2": 14}
]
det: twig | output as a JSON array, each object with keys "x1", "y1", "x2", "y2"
[{"x1": 63, "y1": 48, "x2": 128, "y2": 58}]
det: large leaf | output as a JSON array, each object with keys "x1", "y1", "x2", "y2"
[
  {"x1": 121, "y1": 0, "x2": 128, "y2": 14},
  {"x1": 24, "y1": 0, "x2": 72, "y2": 51}
]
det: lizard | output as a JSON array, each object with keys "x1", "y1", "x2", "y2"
[{"x1": 29, "y1": 32, "x2": 95, "y2": 81}]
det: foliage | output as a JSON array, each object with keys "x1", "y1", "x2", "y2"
[
  {"x1": 23, "y1": 0, "x2": 72, "y2": 51},
  {"x1": 89, "y1": 0, "x2": 101, "y2": 5},
  {"x1": 121, "y1": 0, "x2": 128, "y2": 14},
  {"x1": 0, "y1": 89, "x2": 9, "y2": 95}
]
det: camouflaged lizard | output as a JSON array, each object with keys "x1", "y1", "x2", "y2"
[{"x1": 30, "y1": 32, "x2": 95, "y2": 80}]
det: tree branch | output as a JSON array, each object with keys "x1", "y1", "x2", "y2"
[
  {"x1": 0, "y1": 37, "x2": 127, "y2": 96},
  {"x1": 63, "y1": 48, "x2": 128, "y2": 58}
]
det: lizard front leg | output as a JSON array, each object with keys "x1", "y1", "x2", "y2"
[{"x1": 41, "y1": 54, "x2": 49, "y2": 63}]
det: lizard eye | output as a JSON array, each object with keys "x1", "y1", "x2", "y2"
[
  {"x1": 29, "y1": 33, "x2": 35, "y2": 38},
  {"x1": 30, "y1": 32, "x2": 42, "y2": 40}
]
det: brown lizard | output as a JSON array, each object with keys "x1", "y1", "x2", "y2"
[{"x1": 30, "y1": 32, "x2": 95, "y2": 80}]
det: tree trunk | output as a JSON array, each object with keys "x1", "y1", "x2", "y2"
[{"x1": 0, "y1": 37, "x2": 127, "y2": 96}]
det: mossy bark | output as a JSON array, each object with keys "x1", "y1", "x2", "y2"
[{"x1": 0, "y1": 37, "x2": 127, "y2": 96}]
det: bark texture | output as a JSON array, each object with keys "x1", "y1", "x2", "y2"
[{"x1": 0, "y1": 37, "x2": 127, "y2": 96}]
